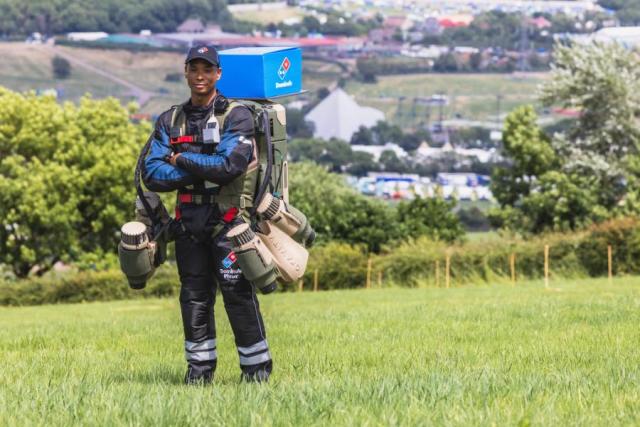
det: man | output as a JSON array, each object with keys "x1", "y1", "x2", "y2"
[{"x1": 142, "y1": 45, "x2": 272, "y2": 384}]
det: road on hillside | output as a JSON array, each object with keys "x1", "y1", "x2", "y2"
[{"x1": 46, "y1": 45, "x2": 157, "y2": 106}]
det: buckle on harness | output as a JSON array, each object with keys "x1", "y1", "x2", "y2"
[
  {"x1": 170, "y1": 135, "x2": 194, "y2": 145},
  {"x1": 223, "y1": 207, "x2": 238, "y2": 223},
  {"x1": 179, "y1": 193, "x2": 193, "y2": 203}
]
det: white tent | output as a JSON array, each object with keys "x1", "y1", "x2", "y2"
[{"x1": 304, "y1": 88, "x2": 385, "y2": 142}]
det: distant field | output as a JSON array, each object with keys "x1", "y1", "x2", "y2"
[
  {"x1": 2, "y1": 279, "x2": 640, "y2": 425},
  {"x1": 0, "y1": 42, "x2": 550, "y2": 126},
  {"x1": 231, "y1": 6, "x2": 307, "y2": 25},
  {"x1": 345, "y1": 72, "x2": 549, "y2": 128},
  {"x1": 0, "y1": 43, "x2": 127, "y2": 101},
  {"x1": 0, "y1": 42, "x2": 342, "y2": 116}
]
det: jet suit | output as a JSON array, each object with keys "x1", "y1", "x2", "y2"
[{"x1": 142, "y1": 93, "x2": 272, "y2": 382}]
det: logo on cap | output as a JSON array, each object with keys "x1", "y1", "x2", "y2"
[
  {"x1": 198, "y1": 47, "x2": 209, "y2": 54},
  {"x1": 278, "y1": 57, "x2": 291, "y2": 80}
]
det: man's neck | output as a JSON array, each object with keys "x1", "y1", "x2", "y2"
[{"x1": 191, "y1": 89, "x2": 217, "y2": 107}]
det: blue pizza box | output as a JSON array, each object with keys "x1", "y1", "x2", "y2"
[{"x1": 217, "y1": 46, "x2": 303, "y2": 99}]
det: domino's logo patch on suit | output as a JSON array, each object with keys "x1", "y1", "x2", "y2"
[{"x1": 222, "y1": 252, "x2": 237, "y2": 268}]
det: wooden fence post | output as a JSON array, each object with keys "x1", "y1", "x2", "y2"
[
  {"x1": 445, "y1": 254, "x2": 451, "y2": 289},
  {"x1": 510, "y1": 253, "x2": 516, "y2": 286},
  {"x1": 608, "y1": 245, "x2": 613, "y2": 285},
  {"x1": 544, "y1": 245, "x2": 550, "y2": 288},
  {"x1": 366, "y1": 258, "x2": 372, "y2": 289},
  {"x1": 313, "y1": 269, "x2": 319, "y2": 292}
]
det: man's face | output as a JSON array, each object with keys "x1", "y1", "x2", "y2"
[{"x1": 185, "y1": 59, "x2": 221, "y2": 96}]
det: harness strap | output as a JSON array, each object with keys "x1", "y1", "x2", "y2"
[
  {"x1": 170, "y1": 135, "x2": 199, "y2": 145},
  {"x1": 177, "y1": 193, "x2": 239, "y2": 222}
]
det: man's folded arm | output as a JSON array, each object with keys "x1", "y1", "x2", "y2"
[
  {"x1": 142, "y1": 125, "x2": 201, "y2": 192},
  {"x1": 175, "y1": 106, "x2": 255, "y2": 186}
]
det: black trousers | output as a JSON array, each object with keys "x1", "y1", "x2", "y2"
[{"x1": 175, "y1": 204, "x2": 272, "y2": 377}]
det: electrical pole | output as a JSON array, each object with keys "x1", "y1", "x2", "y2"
[{"x1": 518, "y1": 15, "x2": 530, "y2": 72}]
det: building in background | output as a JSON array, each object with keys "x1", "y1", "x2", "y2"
[{"x1": 305, "y1": 88, "x2": 385, "y2": 141}]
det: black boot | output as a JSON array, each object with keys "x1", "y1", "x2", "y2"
[
  {"x1": 184, "y1": 365, "x2": 214, "y2": 385},
  {"x1": 240, "y1": 361, "x2": 272, "y2": 383},
  {"x1": 240, "y1": 369, "x2": 270, "y2": 383}
]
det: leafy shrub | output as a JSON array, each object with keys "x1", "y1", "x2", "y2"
[
  {"x1": 52, "y1": 55, "x2": 71, "y2": 79},
  {"x1": 0, "y1": 266, "x2": 179, "y2": 306},
  {"x1": 397, "y1": 197, "x2": 465, "y2": 243},
  {"x1": 576, "y1": 217, "x2": 640, "y2": 276},
  {"x1": 0, "y1": 87, "x2": 150, "y2": 277},
  {"x1": 295, "y1": 242, "x2": 369, "y2": 291},
  {"x1": 380, "y1": 232, "x2": 588, "y2": 287},
  {"x1": 289, "y1": 162, "x2": 399, "y2": 252}
]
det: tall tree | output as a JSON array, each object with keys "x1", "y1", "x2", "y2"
[
  {"x1": 491, "y1": 42, "x2": 640, "y2": 233},
  {"x1": 0, "y1": 88, "x2": 149, "y2": 277}
]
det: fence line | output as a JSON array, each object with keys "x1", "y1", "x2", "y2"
[{"x1": 301, "y1": 243, "x2": 617, "y2": 293}]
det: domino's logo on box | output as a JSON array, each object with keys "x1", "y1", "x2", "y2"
[
  {"x1": 217, "y1": 46, "x2": 302, "y2": 99},
  {"x1": 275, "y1": 56, "x2": 294, "y2": 89},
  {"x1": 278, "y1": 57, "x2": 291, "y2": 80}
]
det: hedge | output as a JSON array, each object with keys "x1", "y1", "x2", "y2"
[
  {"x1": 2, "y1": 217, "x2": 640, "y2": 305},
  {"x1": 0, "y1": 266, "x2": 179, "y2": 306}
]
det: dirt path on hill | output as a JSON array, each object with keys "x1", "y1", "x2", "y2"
[{"x1": 46, "y1": 45, "x2": 158, "y2": 106}]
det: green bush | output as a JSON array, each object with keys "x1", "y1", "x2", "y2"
[
  {"x1": 296, "y1": 242, "x2": 369, "y2": 291},
  {"x1": 380, "y1": 232, "x2": 588, "y2": 287},
  {"x1": 52, "y1": 55, "x2": 71, "y2": 79},
  {"x1": 576, "y1": 217, "x2": 640, "y2": 276},
  {"x1": 0, "y1": 266, "x2": 179, "y2": 306},
  {"x1": 3, "y1": 217, "x2": 640, "y2": 305}
]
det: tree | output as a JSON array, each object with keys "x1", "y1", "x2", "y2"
[
  {"x1": 356, "y1": 57, "x2": 378, "y2": 83},
  {"x1": 285, "y1": 108, "x2": 314, "y2": 138},
  {"x1": 288, "y1": 162, "x2": 398, "y2": 252},
  {"x1": 396, "y1": 197, "x2": 465, "y2": 243},
  {"x1": 379, "y1": 150, "x2": 406, "y2": 172},
  {"x1": 301, "y1": 15, "x2": 321, "y2": 33},
  {"x1": 491, "y1": 106, "x2": 557, "y2": 208},
  {"x1": 489, "y1": 106, "x2": 598, "y2": 233},
  {"x1": 491, "y1": 41, "x2": 640, "y2": 233},
  {"x1": 0, "y1": 0, "x2": 232, "y2": 36},
  {"x1": 52, "y1": 55, "x2": 71, "y2": 79},
  {"x1": 0, "y1": 87, "x2": 149, "y2": 277},
  {"x1": 541, "y1": 42, "x2": 640, "y2": 211},
  {"x1": 371, "y1": 121, "x2": 403, "y2": 144},
  {"x1": 288, "y1": 138, "x2": 352, "y2": 172},
  {"x1": 346, "y1": 151, "x2": 378, "y2": 177},
  {"x1": 350, "y1": 126, "x2": 374, "y2": 145},
  {"x1": 433, "y1": 53, "x2": 458, "y2": 72},
  {"x1": 597, "y1": 1, "x2": 640, "y2": 26}
]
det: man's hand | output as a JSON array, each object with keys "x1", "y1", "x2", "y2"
[{"x1": 168, "y1": 153, "x2": 181, "y2": 166}]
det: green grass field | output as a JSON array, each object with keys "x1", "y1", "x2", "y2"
[{"x1": 2, "y1": 278, "x2": 640, "y2": 426}]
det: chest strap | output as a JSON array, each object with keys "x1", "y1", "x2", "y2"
[{"x1": 171, "y1": 135, "x2": 203, "y2": 145}]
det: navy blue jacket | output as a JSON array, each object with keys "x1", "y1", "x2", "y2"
[{"x1": 142, "y1": 94, "x2": 255, "y2": 194}]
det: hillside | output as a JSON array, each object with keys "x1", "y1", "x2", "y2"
[
  {"x1": 0, "y1": 42, "x2": 343, "y2": 116},
  {"x1": 0, "y1": 42, "x2": 545, "y2": 126}
]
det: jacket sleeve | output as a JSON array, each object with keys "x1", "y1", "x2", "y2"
[
  {"x1": 175, "y1": 106, "x2": 255, "y2": 186},
  {"x1": 142, "y1": 115, "x2": 201, "y2": 192}
]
